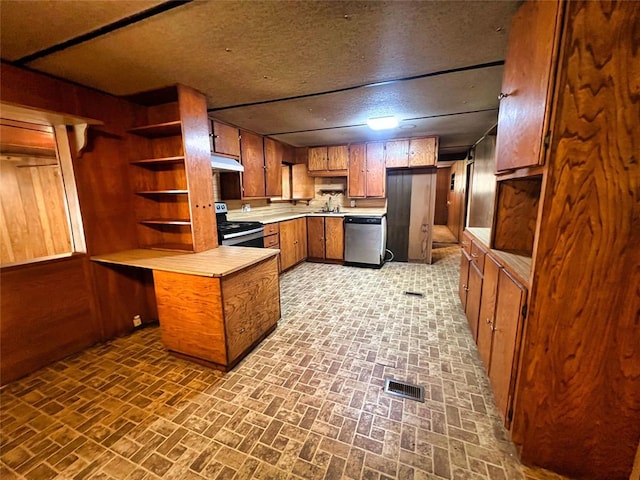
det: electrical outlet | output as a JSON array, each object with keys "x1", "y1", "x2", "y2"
[{"x1": 133, "y1": 315, "x2": 142, "y2": 327}]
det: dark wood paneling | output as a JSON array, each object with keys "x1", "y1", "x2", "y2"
[
  {"x1": 468, "y1": 134, "x2": 497, "y2": 228},
  {"x1": 513, "y1": 2, "x2": 640, "y2": 478},
  {"x1": 434, "y1": 167, "x2": 451, "y2": 225},
  {"x1": 386, "y1": 171, "x2": 412, "y2": 262},
  {"x1": 0, "y1": 256, "x2": 98, "y2": 384},
  {"x1": 447, "y1": 160, "x2": 466, "y2": 241}
]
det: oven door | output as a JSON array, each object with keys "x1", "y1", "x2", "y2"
[{"x1": 220, "y1": 227, "x2": 265, "y2": 247}]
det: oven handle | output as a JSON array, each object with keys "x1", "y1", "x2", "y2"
[{"x1": 222, "y1": 227, "x2": 264, "y2": 240}]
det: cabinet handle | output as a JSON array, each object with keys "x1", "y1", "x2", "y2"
[
  {"x1": 239, "y1": 328, "x2": 245, "y2": 333},
  {"x1": 471, "y1": 253, "x2": 478, "y2": 258},
  {"x1": 486, "y1": 318, "x2": 493, "y2": 325},
  {"x1": 498, "y1": 92, "x2": 510, "y2": 100},
  {"x1": 210, "y1": 133, "x2": 219, "y2": 138}
]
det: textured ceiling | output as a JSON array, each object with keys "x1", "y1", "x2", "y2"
[{"x1": 0, "y1": 0, "x2": 520, "y2": 153}]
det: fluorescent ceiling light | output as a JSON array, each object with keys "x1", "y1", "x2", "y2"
[{"x1": 367, "y1": 116, "x2": 398, "y2": 131}]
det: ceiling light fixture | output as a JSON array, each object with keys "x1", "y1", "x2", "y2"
[{"x1": 367, "y1": 116, "x2": 398, "y2": 131}]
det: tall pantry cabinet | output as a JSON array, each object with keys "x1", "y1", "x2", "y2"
[{"x1": 482, "y1": 1, "x2": 640, "y2": 479}]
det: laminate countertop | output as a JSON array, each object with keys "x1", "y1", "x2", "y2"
[
  {"x1": 91, "y1": 246, "x2": 279, "y2": 278},
  {"x1": 229, "y1": 209, "x2": 387, "y2": 225}
]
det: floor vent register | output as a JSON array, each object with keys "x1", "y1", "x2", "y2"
[{"x1": 383, "y1": 378, "x2": 425, "y2": 402}]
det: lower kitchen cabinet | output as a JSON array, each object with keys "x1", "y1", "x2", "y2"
[
  {"x1": 307, "y1": 216, "x2": 344, "y2": 262},
  {"x1": 489, "y1": 268, "x2": 526, "y2": 426},
  {"x1": 477, "y1": 255, "x2": 500, "y2": 369},
  {"x1": 279, "y1": 218, "x2": 307, "y2": 271},
  {"x1": 466, "y1": 262, "x2": 483, "y2": 341},
  {"x1": 459, "y1": 249, "x2": 471, "y2": 309}
]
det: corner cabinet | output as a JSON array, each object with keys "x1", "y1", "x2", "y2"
[{"x1": 128, "y1": 85, "x2": 216, "y2": 252}]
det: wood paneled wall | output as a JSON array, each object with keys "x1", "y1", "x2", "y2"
[
  {"x1": 0, "y1": 63, "x2": 156, "y2": 384},
  {"x1": 434, "y1": 167, "x2": 450, "y2": 225},
  {"x1": 467, "y1": 134, "x2": 497, "y2": 228},
  {"x1": 447, "y1": 160, "x2": 467, "y2": 241},
  {"x1": 0, "y1": 256, "x2": 99, "y2": 384},
  {"x1": 513, "y1": 2, "x2": 640, "y2": 478}
]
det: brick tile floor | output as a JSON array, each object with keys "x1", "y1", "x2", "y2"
[{"x1": 0, "y1": 247, "x2": 570, "y2": 479}]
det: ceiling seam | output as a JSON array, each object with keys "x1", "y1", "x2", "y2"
[
  {"x1": 263, "y1": 108, "x2": 499, "y2": 136},
  {"x1": 12, "y1": 0, "x2": 194, "y2": 65},
  {"x1": 207, "y1": 60, "x2": 505, "y2": 113}
]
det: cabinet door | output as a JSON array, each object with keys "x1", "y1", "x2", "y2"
[
  {"x1": 409, "y1": 137, "x2": 437, "y2": 167},
  {"x1": 264, "y1": 138, "x2": 283, "y2": 197},
  {"x1": 489, "y1": 269, "x2": 526, "y2": 424},
  {"x1": 466, "y1": 263, "x2": 483, "y2": 341},
  {"x1": 212, "y1": 120, "x2": 240, "y2": 157},
  {"x1": 327, "y1": 145, "x2": 348, "y2": 170},
  {"x1": 477, "y1": 255, "x2": 500, "y2": 370},
  {"x1": 307, "y1": 217, "x2": 325, "y2": 259},
  {"x1": 279, "y1": 220, "x2": 296, "y2": 271},
  {"x1": 366, "y1": 142, "x2": 385, "y2": 198},
  {"x1": 348, "y1": 143, "x2": 366, "y2": 198},
  {"x1": 240, "y1": 130, "x2": 265, "y2": 197},
  {"x1": 295, "y1": 218, "x2": 307, "y2": 263},
  {"x1": 325, "y1": 217, "x2": 344, "y2": 260},
  {"x1": 291, "y1": 164, "x2": 314, "y2": 199},
  {"x1": 495, "y1": 0, "x2": 561, "y2": 171},
  {"x1": 308, "y1": 147, "x2": 327, "y2": 171},
  {"x1": 385, "y1": 140, "x2": 409, "y2": 168},
  {"x1": 459, "y1": 249, "x2": 471, "y2": 309}
]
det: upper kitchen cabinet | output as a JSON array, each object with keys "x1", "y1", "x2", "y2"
[
  {"x1": 495, "y1": 0, "x2": 562, "y2": 173},
  {"x1": 348, "y1": 142, "x2": 385, "y2": 198},
  {"x1": 308, "y1": 145, "x2": 348, "y2": 173},
  {"x1": 210, "y1": 120, "x2": 240, "y2": 157},
  {"x1": 128, "y1": 85, "x2": 216, "y2": 252},
  {"x1": 264, "y1": 138, "x2": 283, "y2": 197},
  {"x1": 385, "y1": 137, "x2": 438, "y2": 168},
  {"x1": 240, "y1": 130, "x2": 266, "y2": 198}
]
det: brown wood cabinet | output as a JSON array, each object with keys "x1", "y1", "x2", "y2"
[
  {"x1": 495, "y1": 0, "x2": 561, "y2": 172},
  {"x1": 466, "y1": 263, "x2": 482, "y2": 341},
  {"x1": 458, "y1": 249, "x2": 471, "y2": 310},
  {"x1": 347, "y1": 142, "x2": 385, "y2": 198},
  {"x1": 477, "y1": 255, "x2": 500, "y2": 370},
  {"x1": 264, "y1": 138, "x2": 283, "y2": 197},
  {"x1": 306, "y1": 216, "x2": 344, "y2": 262},
  {"x1": 129, "y1": 85, "x2": 216, "y2": 252},
  {"x1": 154, "y1": 256, "x2": 280, "y2": 370},
  {"x1": 385, "y1": 137, "x2": 438, "y2": 168},
  {"x1": 308, "y1": 145, "x2": 348, "y2": 172},
  {"x1": 240, "y1": 130, "x2": 266, "y2": 198},
  {"x1": 210, "y1": 120, "x2": 240, "y2": 157},
  {"x1": 279, "y1": 218, "x2": 307, "y2": 271}
]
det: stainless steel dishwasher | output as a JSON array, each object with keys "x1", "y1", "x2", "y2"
[{"x1": 344, "y1": 215, "x2": 387, "y2": 268}]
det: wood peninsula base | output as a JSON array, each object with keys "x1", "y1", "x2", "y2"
[{"x1": 91, "y1": 247, "x2": 281, "y2": 371}]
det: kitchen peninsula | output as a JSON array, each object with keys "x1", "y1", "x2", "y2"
[{"x1": 92, "y1": 246, "x2": 280, "y2": 370}]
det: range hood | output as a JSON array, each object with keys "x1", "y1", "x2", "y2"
[{"x1": 211, "y1": 154, "x2": 243, "y2": 172}]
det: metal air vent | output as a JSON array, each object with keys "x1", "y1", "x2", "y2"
[{"x1": 383, "y1": 378, "x2": 425, "y2": 402}]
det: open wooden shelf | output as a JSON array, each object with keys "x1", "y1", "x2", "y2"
[
  {"x1": 128, "y1": 121, "x2": 182, "y2": 138},
  {"x1": 145, "y1": 242, "x2": 194, "y2": 252},
  {"x1": 130, "y1": 155, "x2": 185, "y2": 166},
  {"x1": 135, "y1": 190, "x2": 189, "y2": 196},
  {"x1": 139, "y1": 219, "x2": 191, "y2": 226}
]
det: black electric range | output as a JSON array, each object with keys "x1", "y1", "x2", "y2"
[{"x1": 215, "y1": 202, "x2": 264, "y2": 247}]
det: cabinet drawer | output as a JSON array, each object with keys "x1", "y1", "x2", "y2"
[
  {"x1": 264, "y1": 233, "x2": 280, "y2": 248},
  {"x1": 461, "y1": 231, "x2": 473, "y2": 254},
  {"x1": 470, "y1": 240, "x2": 487, "y2": 272},
  {"x1": 264, "y1": 223, "x2": 279, "y2": 235}
]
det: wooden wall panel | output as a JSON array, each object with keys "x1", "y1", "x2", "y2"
[
  {"x1": 408, "y1": 170, "x2": 437, "y2": 264},
  {"x1": 513, "y1": 2, "x2": 640, "y2": 478},
  {"x1": 0, "y1": 256, "x2": 99, "y2": 384},
  {"x1": 434, "y1": 167, "x2": 450, "y2": 225},
  {"x1": 468, "y1": 134, "x2": 497, "y2": 228},
  {"x1": 447, "y1": 160, "x2": 467, "y2": 241}
]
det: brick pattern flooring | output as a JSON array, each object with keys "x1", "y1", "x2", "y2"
[{"x1": 0, "y1": 247, "x2": 569, "y2": 479}]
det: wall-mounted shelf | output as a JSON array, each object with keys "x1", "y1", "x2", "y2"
[
  {"x1": 318, "y1": 189, "x2": 344, "y2": 195},
  {"x1": 130, "y1": 156, "x2": 185, "y2": 166},
  {"x1": 139, "y1": 219, "x2": 191, "y2": 226},
  {"x1": 128, "y1": 121, "x2": 182, "y2": 138},
  {"x1": 135, "y1": 190, "x2": 189, "y2": 196}
]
